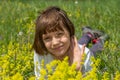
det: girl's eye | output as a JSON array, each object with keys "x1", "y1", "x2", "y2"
[
  {"x1": 43, "y1": 37, "x2": 51, "y2": 42},
  {"x1": 56, "y1": 32, "x2": 64, "y2": 37}
]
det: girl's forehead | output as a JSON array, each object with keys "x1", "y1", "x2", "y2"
[
  {"x1": 43, "y1": 25, "x2": 68, "y2": 34},
  {"x1": 44, "y1": 28, "x2": 64, "y2": 35},
  {"x1": 42, "y1": 29, "x2": 70, "y2": 39},
  {"x1": 43, "y1": 30, "x2": 62, "y2": 36},
  {"x1": 43, "y1": 26, "x2": 69, "y2": 36}
]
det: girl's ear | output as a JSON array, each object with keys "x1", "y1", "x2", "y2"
[
  {"x1": 70, "y1": 35, "x2": 75, "y2": 39},
  {"x1": 70, "y1": 35, "x2": 75, "y2": 41},
  {"x1": 70, "y1": 35, "x2": 74, "y2": 41}
]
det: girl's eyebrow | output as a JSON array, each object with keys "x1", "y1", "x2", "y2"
[
  {"x1": 43, "y1": 30, "x2": 64, "y2": 35},
  {"x1": 42, "y1": 32, "x2": 50, "y2": 36}
]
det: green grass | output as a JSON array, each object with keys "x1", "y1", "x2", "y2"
[{"x1": 0, "y1": 0, "x2": 120, "y2": 79}]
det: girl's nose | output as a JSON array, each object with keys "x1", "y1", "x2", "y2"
[{"x1": 52, "y1": 37, "x2": 59, "y2": 47}]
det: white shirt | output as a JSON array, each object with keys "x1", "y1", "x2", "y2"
[{"x1": 34, "y1": 44, "x2": 93, "y2": 79}]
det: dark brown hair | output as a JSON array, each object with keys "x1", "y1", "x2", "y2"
[{"x1": 33, "y1": 6, "x2": 75, "y2": 55}]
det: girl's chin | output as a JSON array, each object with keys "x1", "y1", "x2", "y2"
[
  {"x1": 52, "y1": 51, "x2": 67, "y2": 58},
  {"x1": 54, "y1": 53, "x2": 65, "y2": 57}
]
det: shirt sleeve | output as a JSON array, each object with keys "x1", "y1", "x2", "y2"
[
  {"x1": 34, "y1": 51, "x2": 54, "y2": 79},
  {"x1": 84, "y1": 49, "x2": 92, "y2": 72},
  {"x1": 78, "y1": 44, "x2": 93, "y2": 73},
  {"x1": 34, "y1": 51, "x2": 41, "y2": 79}
]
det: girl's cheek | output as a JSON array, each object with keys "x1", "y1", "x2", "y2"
[
  {"x1": 44, "y1": 42, "x2": 50, "y2": 48},
  {"x1": 62, "y1": 37, "x2": 71, "y2": 46},
  {"x1": 61, "y1": 37, "x2": 69, "y2": 42}
]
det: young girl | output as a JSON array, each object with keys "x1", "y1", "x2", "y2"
[{"x1": 32, "y1": 6, "x2": 108, "y2": 79}]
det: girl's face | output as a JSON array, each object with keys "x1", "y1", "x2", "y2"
[{"x1": 42, "y1": 28, "x2": 71, "y2": 58}]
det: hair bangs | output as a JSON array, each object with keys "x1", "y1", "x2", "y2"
[{"x1": 43, "y1": 21, "x2": 64, "y2": 34}]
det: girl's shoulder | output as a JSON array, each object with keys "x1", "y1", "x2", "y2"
[{"x1": 34, "y1": 51, "x2": 54, "y2": 64}]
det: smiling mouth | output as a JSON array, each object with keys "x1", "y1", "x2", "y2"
[{"x1": 53, "y1": 46, "x2": 64, "y2": 51}]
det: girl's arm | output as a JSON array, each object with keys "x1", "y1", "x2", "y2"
[
  {"x1": 34, "y1": 52, "x2": 41, "y2": 79},
  {"x1": 34, "y1": 52, "x2": 54, "y2": 79}
]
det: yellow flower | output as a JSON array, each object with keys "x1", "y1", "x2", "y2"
[
  {"x1": 114, "y1": 71, "x2": 120, "y2": 80},
  {"x1": 68, "y1": 78, "x2": 75, "y2": 80},
  {"x1": 102, "y1": 72, "x2": 109, "y2": 80},
  {"x1": 11, "y1": 73, "x2": 23, "y2": 80},
  {"x1": 40, "y1": 68, "x2": 47, "y2": 76},
  {"x1": 75, "y1": 72, "x2": 82, "y2": 80},
  {"x1": 28, "y1": 76, "x2": 35, "y2": 80}
]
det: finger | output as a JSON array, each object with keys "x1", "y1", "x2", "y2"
[
  {"x1": 73, "y1": 36, "x2": 78, "y2": 46},
  {"x1": 81, "y1": 44, "x2": 86, "y2": 55}
]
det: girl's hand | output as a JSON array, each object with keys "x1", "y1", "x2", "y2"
[{"x1": 70, "y1": 36, "x2": 86, "y2": 71}]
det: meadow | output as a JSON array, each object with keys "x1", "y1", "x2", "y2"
[{"x1": 0, "y1": 0, "x2": 120, "y2": 80}]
